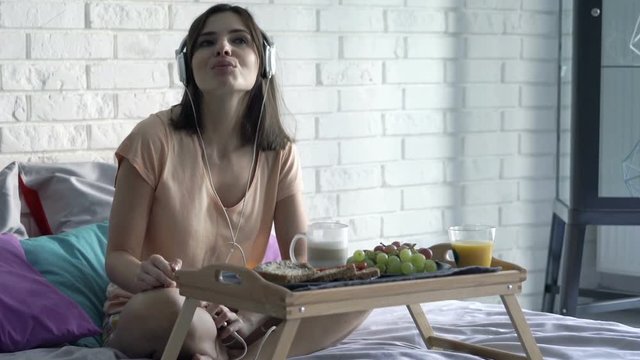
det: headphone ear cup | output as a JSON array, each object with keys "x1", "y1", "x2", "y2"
[
  {"x1": 176, "y1": 52, "x2": 188, "y2": 85},
  {"x1": 262, "y1": 40, "x2": 276, "y2": 79}
]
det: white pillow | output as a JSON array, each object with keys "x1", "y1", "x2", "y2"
[
  {"x1": 19, "y1": 162, "x2": 117, "y2": 235},
  {"x1": 0, "y1": 162, "x2": 28, "y2": 238}
]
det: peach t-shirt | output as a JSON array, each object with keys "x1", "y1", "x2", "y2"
[{"x1": 104, "y1": 108, "x2": 302, "y2": 314}]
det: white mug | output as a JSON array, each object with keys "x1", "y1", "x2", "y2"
[{"x1": 289, "y1": 222, "x2": 349, "y2": 268}]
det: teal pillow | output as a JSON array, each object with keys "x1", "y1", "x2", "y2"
[{"x1": 20, "y1": 222, "x2": 109, "y2": 347}]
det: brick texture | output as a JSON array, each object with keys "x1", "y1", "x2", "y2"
[{"x1": 0, "y1": 0, "x2": 560, "y2": 310}]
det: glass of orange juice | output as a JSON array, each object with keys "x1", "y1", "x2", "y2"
[{"x1": 447, "y1": 225, "x2": 496, "y2": 267}]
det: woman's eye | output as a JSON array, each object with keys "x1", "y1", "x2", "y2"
[
  {"x1": 232, "y1": 37, "x2": 249, "y2": 45},
  {"x1": 197, "y1": 39, "x2": 214, "y2": 48}
]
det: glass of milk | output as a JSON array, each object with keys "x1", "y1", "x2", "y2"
[{"x1": 289, "y1": 222, "x2": 349, "y2": 269}]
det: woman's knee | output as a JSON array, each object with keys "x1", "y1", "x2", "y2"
[
  {"x1": 288, "y1": 310, "x2": 370, "y2": 356},
  {"x1": 110, "y1": 288, "x2": 222, "y2": 358},
  {"x1": 128, "y1": 288, "x2": 185, "y2": 333},
  {"x1": 128, "y1": 288, "x2": 183, "y2": 317},
  {"x1": 107, "y1": 288, "x2": 185, "y2": 354}
]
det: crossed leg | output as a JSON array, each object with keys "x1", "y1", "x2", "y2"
[
  {"x1": 105, "y1": 288, "x2": 227, "y2": 360},
  {"x1": 243, "y1": 310, "x2": 370, "y2": 360}
]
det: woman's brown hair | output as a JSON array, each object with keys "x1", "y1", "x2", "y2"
[{"x1": 171, "y1": 3, "x2": 291, "y2": 151}]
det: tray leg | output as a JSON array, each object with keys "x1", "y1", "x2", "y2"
[
  {"x1": 428, "y1": 336, "x2": 527, "y2": 360},
  {"x1": 501, "y1": 294, "x2": 543, "y2": 360},
  {"x1": 406, "y1": 304, "x2": 434, "y2": 348},
  {"x1": 161, "y1": 297, "x2": 199, "y2": 360},
  {"x1": 408, "y1": 304, "x2": 527, "y2": 359},
  {"x1": 259, "y1": 318, "x2": 301, "y2": 360}
]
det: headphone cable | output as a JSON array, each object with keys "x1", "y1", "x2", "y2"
[
  {"x1": 186, "y1": 77, "x2": 270, "y2": 267},
  {"x1": 185, "y1": 76, "x2": 272, "y2": 360}
]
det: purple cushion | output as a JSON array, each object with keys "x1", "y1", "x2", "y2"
[
  {"x1": 262, "y1": 233, "x2": 282, "y2": 263},
  {"x1": 0, "y1": 233, "x2": 100, "y2": 352}
]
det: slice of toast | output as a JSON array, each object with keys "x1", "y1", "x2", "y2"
[
  {"x1": 343, "y1": 266, "x2": 381, "y2": 281},
  {"x1": 254, "y1": 260, "x2": 318, "y2": 285},
  {"x1": 254, "y1": 261, "x2": 381, "y2": 285},
  {"x1": 306, "y1": 264, "x2": 357, "y2": 282}
]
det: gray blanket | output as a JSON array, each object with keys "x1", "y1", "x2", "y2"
[
  {"x1": 0, "y1": 347, "x2": 134, "y2": 360},
  {"x1": 3, "y1": 300, "x2": 640, "y2": 360}
]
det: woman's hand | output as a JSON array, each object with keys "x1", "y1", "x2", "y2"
[
  {"x1": 209, "y1": 305, "x2": 253, "y2": 341},
  {"x1": 135, "y1": 254, "x2": 182, "y2": 292}
]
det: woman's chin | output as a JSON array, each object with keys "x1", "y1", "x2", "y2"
[{"x1": 198, "y1": 80, "x2": 253, "y2": 94}]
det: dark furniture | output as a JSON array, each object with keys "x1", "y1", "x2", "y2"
[{"x1": 542, "y1": 0, "x2": 640, "y2": 316}]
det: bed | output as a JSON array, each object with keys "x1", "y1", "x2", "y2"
[
  {"x1": 1, "y1": 300, "x2": 640, "y2": 359},
  {"x1": 1, "y1": 161, "x2": 640, "y2": 359}
]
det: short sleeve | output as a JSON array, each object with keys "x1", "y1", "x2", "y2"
[
  {"x1": 276, "y1": 142, "x2": 303, "y2": 201},
  {"x1": 115, "y1": 113, "x2": 169, "y2": 188}
]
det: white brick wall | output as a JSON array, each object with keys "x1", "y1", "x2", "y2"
[
  {"x1": 31, "y1": 93, "x2": 115, "y2": 121},
  {"x1": 384, "y1": 160, "x2": 444, "y2": 186},
  {"x1": 319, "y1": 165, "x2": 381, "y2": 191},
  {"x1": 89, "y1": 3, "x2": 169, "y2": 30},
  {"x1": 0, "y1": 1, "x2": 84, "y2": 28},
  {"x1": 387, "y1": 9, "x2": 446, "y2": 32},
  {"x1": 279, "y1": 61, "x2": 316, "y2": 86},
  {"x1": 89, "y1": 62, "x2": 170, "y2": 89},
  {"x1": 2, "y1": 62, "x2": 87, "y2": 90},
  {"x1": 1, "y1": 124, "x2": 88, "y2": 152},
  {"x1": 0, "y1": 95, "x2": 27, "y2": 122},
  {"x1": 0, "y1": 0, "x2": 560, "y2": 310},
  {"x1": 31, "y1": 32, "x2": 114, "y2": 59},
  {"x1": 319, "y1": 7, "x2": 384, "y2": 32},
  {"x1": 386, "y1": 59, "x2": 444, "y2": 83},
  {"x1": 340, "y1": 86, "x2": 402, "y2": 111},
  {"x1": 0, "y1": 31, "x2": 26, "y2": 59},
  {"x1": 342, "y1": 35, "x2": 404, "y2": 59},
  {"x1": 384, "y1": 111, "x2": 444, "y2": 135},
  {"x1": 317, "y1": 112, "x2": 382, "y2": 138},
  {"x1": 117, "y1": 33, "x2": 184, "y2": 59}
]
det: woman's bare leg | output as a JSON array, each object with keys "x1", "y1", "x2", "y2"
[
  {"x1": 105, "y1": 288, "x2": 227, "y2": 360},
  {"x1": 244, "y1": 310, "x2": 370, "y2": 359}
]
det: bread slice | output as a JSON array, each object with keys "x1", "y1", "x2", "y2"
[
  {"x1": 254, "y1": 260, "x2": 318, "y2": 285},
  {"x1": 306, "y1": 264, "x2": 357, "y2": 282},
  {"x1": 343, "y1": 267, "x2": 381, "y2": 281},
  {"x1": 255, "y1": 261, "x2": 381, "y2": 285}
]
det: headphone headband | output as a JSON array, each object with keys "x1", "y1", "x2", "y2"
[{"x1": 175, "y1": 30, "x2": 275, "y2": 86}]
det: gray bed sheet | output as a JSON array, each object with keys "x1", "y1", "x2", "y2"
[
  {"x1": 2, "y1": 300, "x2": 640, "y2": 360},
  {"x1": 0, "y1": 347, "x2": 134, "y2": 360}
]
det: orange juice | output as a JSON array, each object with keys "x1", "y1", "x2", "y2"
[{"x1": 451, "y1": 240, "x2": 493, "y2": 267}]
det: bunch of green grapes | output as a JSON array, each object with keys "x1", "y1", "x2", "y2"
[{"x1": 347, "y1": 241, "x2": 438, "y2": 275}]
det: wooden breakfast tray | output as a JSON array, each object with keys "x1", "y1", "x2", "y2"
[{"x1": 161, "y1": 243, "x2": 543, "y2": 360}]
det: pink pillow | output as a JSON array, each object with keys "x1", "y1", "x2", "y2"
[
  {"x1": 262, "y1": 234, "x2": 282, "y2": 263},
  {"x1": 0, "y1": 233, "x2": 100, "y2": 352}
]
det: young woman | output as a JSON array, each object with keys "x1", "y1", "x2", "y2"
[{"x1": 103, "y1": 4, "x2": 368, "y2": 360}]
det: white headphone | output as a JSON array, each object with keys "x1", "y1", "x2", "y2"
[{"x1": 175, "y1": 31, "x2": 276, "y2": 85}]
